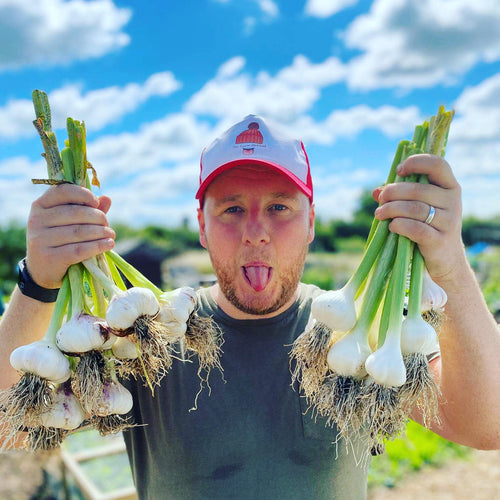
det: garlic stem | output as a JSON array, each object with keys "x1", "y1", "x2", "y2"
[
  {"x1": 357, "y1": 231, "x2": 398, "y2": 333},
  {"x1": 107, "y1": 250, "x2": 163, "y2": 297},
  {"x1": 364, "y1": 140, "x2": 410, "y2": 248},
  {"x1": 104, "y1": 252, "x2": 128, "y2": 291},
  {"x1": 378, "y1": 234, "x2": 413, "y2": 348},
  {"x1": 83, "y1": 258, "x2": 122, "y2": 298},
  {"x1": 85, "y1": 265, "x2": 108, "y2": 318},
  {"x1": 407, "y1": 246, "x2": 425, "y2": 320},
  {"x1": 42, "y1": 275, "x2": 70, "y2": 344},
  {"x1": 68, "y1": 264, "x2": 85, "y2": 317},
  {"x1": 424, "y1": 106, "x2": 454, "y2": 156}
]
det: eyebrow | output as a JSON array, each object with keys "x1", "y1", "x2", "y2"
[{"x1": 214, "y1": 191, "x2": 297, "y2": 207}]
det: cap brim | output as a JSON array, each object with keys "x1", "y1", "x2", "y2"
[{"x1": 195, "y1": 159, "x2": 313, "y2": 201}]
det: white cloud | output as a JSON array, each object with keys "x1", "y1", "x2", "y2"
[
  {"x1": 87, "y1": 113, "x2": 210, "y2": 184},
  {"x1": 0, "y1": 72, "x2": 181, "y2": 140},
  {"x1": 103, "y1": 161, "x2": 201, "y2": 227},
  {"x1": 187, "y1": 57, "x2": 420, "y2": 145},
  {"x1": 0, "y1": 0, "x2": 131, "y2": 71},
  {"x1": 0, "y1": 156, "x2": 46, "y2": 225},
  {"x1": 256, "y1": 0, "x2": 279, "y2": 18},
  {"x1": 343, "y1": 0, "x2": 500, "y2": 90},
  {"x1": 243, "y1": 17, "x2": 257, "y2": 36},
  {"x1": 312, "y1": 105, "x2": 422, "y2": 143},
  {"x1": 444, "y1": 73, "x2": 500, "y2": 181},
  {"x1": 186, "y1": 55, "x2": 345, "y2": 124},
  {"x1": 304, "y1": 0, "x2": 359, "y2": 18},
  {"x1": 451, "y1": 73, "x2": 500, "y2": 143},
  {"x1": 216, "y1": 57, "x2": 246, "y2": 79},
  {"x1": 276, "y1": 55, "x2": 346, "y2": 87},
  {"x1": 312, "y1": 165, "x2": 375, "y2": 221}
]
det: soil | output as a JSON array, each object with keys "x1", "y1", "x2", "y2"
[
  {"x1": 369, "y1": 448, "x2": 500, "y2": 500},
  {"x1": 1, "y1": 447, "x2": 499, "y2": 499}
]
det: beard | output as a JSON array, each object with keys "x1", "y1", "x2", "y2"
[{"x1": 207, "y1": 244, "x2": 309, "y2": 316}]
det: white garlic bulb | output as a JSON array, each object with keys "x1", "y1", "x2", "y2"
[
  {"x1": 112, "y1": 336, "x2": 139, "y2": 360},
  {"x1": 56, "y1": 313, "x2": 116, "y2": 353},
  {"x1": 311, "y1": 286, "x2": 357, "y2": 333},
  {"x1": 10, "y1": 340, "x2": 70, "y2": 383},
  {"x1": 39, "y1": 386, "x2": 85, "y2": 430},
  {"x1": 421, "y1": 269, "x2": 447, "y2": 311},
  {"x1": 106, "y1": 287, "x2": 160, "y2": 331},
  {"x1": 92, "y1": 380, "x2": 133, "y2": 417},
  {"x1": 158, "y1": 287, "x2": 196, "y2": 325}
]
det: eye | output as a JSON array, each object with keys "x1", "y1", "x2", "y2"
[
  {"x1": 225, "y1": 206, "x2": 243, "y2": 214},
  {"x1": 269, "y1": 204, "x2": 288, "y2": 212}
]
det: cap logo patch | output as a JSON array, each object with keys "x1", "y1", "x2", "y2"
[{"x1": 235, "y1": 122, "x2": 263, "y2": 145}]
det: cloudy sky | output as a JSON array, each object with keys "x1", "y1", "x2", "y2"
[{"x1": 1, "y1": 0, "x2": 499, "y2": 229}]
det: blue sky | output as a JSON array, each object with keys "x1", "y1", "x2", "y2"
[{"x1": 1, "y1": 0, "x2": 499, "y2": 229}]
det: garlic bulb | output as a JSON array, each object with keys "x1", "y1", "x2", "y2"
[
  {"x1": 106, "y1": 287, "x2": 160, "y2": 331},
  {"x1": 311, "y1": 285, "x2": 357, "y2": 333},
  {"x1": 158, "y1": 287, "x2": 196, "y2": 325},
  {"x1": 401, "y1": 316, "x2": 439, "y2": 355},
  {"x1": 10, "y1": 340, "x2": 71, "y2": 384},
  {"x1": 326, "y1": 325, "x2": 372, "y2": 378},
  {"x1": 162, "y1": 320, "x2": 187, "y2": 340},
  {"x1": 365, "y1": 333, "x2": 406, "y2": 387},
  {"x1": 421, "y1": 269, "x2": 447, "y2": 311},
  {"x1": 112, "y1": 336, "x2": 139, "y2": 360},
  {"x1": 39, "y1": 386, "x2": 85, "y2": 430},
  {"x1": 92, "y1": 380, "x2": 133, "y2": 417},
  {"x1": 56, "y1": 313, "x2": 116, "y2": 353}
]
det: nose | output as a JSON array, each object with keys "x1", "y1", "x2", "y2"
[{"x1": 242, "y1": 210, "x2": 270, "y2": 246}]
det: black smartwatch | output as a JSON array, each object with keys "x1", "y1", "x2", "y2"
[{"x1": 17, "y1": 258, "x2": 59, "y2": 303}]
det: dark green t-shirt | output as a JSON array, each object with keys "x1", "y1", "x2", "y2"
[{"x1": 123, "y1": 283, "x2": 369, "y2": 499}]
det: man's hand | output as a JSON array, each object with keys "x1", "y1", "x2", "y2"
[
  {"x1": 26, "y1": 184, "x2": 115, "y2": 289},
  {"x1": 373, "y1": 154, "x2": 464, "y2": 281}
]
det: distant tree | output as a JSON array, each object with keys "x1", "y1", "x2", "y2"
[
  {"x1": 311, "y1": 218, "x2": 337, "y2": 252},
  {"x1": 352, "y1": 188, "x2": 378, "y2": 238},
  {"x1": 0, "y1": 224, "x2": 27, "y2": 294},
  {"x1": 462, "y1": 216, "x2": 500, "y2": 246}
]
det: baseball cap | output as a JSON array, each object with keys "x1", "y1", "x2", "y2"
[{"x1": 196, "y1": 114, "x2": 313, "y2": 203}]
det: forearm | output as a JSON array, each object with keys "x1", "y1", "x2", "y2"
[
  {"x1": 0, "y1": 287, "x2": 54, "y2": 389},
  {"x1": 434, "y1": 253, "x2": 500, "y2": 448}
]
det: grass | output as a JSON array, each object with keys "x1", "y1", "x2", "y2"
[
  {"x1": 368, "y1": 420, "x2": 471, "y2": 489},
  {"x1": 62, "y1": 429, "x2": 135, "y2": 495}
]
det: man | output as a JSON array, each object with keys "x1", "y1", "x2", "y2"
[{"x1": 1, "y1": 115, "x2": 499, "y2": 499}]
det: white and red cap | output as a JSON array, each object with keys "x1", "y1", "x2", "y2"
[{"x1": 196, "y1": 114, "x2": 313, "y2": 202}]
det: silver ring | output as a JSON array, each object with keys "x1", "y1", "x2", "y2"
[{"x1": 424, "y1": 205, "x2": 436, "y2": 225}]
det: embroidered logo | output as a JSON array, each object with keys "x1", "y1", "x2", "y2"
[{"x1": 235, "y1": 122, "x2": 264, "y2": 155}]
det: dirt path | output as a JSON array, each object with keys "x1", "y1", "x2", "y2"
[
  {"x1": 369, "y1": 448, "x2": 500, "y2": 500},
  {"x1": 1, "y1": 447, "x2": 499, "y2": 499}
]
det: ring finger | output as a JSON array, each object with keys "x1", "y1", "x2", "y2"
[{"x1": 375, "y1": 200, "x2": 442, "y2": 229}]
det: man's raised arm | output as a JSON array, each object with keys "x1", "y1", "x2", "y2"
[{"x1": 0, "y1": 184, "x2": 114, "y2": 391}]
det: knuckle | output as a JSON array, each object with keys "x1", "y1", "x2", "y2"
[
  {"x1": 71, "y1": 224, "x2": 83, "y2": 237},
  {"x1": 72, "y1": 244, "x2": 87, "y2": 260}
]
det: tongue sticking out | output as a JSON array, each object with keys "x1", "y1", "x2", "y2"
[{"x1": 244, "y1": 266, "x2": 271, "y2": 292}]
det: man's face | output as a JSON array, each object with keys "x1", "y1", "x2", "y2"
[{"x1": 198, "y1": 165, "x2": 315, "y2": 319}]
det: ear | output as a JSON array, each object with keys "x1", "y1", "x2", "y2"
[
  {"x1": 307, "y1": 203, "x2": 315, "y2": 244},
  {"x1": 197, "y1": 208, "x2": 207, "y2": 249}
]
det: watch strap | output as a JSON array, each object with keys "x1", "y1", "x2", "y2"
[{"x1": 17, "y1": 258, "x2": 59, "y2": 303}]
